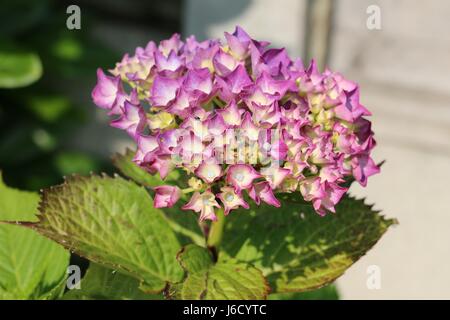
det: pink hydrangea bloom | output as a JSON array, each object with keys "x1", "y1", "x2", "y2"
[{"x1": 92, "y1": 26, "x2": 380, "y2": 220}]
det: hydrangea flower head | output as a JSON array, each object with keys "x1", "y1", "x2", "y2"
[{"x1": 92, "y1": 26, "x2": 379, "y2": 220}]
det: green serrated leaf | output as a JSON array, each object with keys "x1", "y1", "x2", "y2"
[
  {"x1": 0, "y1": 173, "x2": 69, "y2": 300},
  {"x1": 62, "y1": 263, "x2": 163, "y2": 300},
  {"x1": 269, "y1": 284, "x2": 339, "y2": 300},
  {"x1": 220, "y1": 195, "x2": 396, "y2": 293},
  {"x1": 177, "y1": 244, "x2": 213, "y2": 273},
  {"x1": 166, "y1": 245, "x2": 269, "y2": 300},
  {"x1": 112, "y1": 149, "x2": 205, "y2": 246},
  {"x1": 0, "y1": 46, "x2": 42, "y2": 88},
  {"x1": 0, "y1": 225, "x2": 69, "y2": 300},
  {"x1": 30, "y1": 174, "x2": 184, "y2": 293}
]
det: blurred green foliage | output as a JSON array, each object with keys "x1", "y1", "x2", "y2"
[
  {"x1": 0, "y1": 0, "x2": 118, "y2": 190},
  {"x1": 0, "y1": 44, "x2": 42, "y2": 88}
]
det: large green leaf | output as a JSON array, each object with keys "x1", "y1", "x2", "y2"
[
  {"x1": 269, "y1": 284, "x2": 339, "y2": 300},
  {"x1": 112, "y1": 149, "x2": 204, "y2": 247},
  {"x1": 0, "y1": 173, "x2": 69, "y2": 300},
  {"x1": 30, "y1": 174, "x2": 184, "y2": 293},
  {"x1": 62, "y1": 263, "x2": 162, "y2": 300},
  {"x1": 220, "y1": 195, "x2": 396, "y2": 293},
  {"x1": 0, "y1": 225, "x2": 68, "y2": 299},
  {"x1": 0, "y1": 46, "x2": 42, "y2": 88},
  {"x1": 166, "y1": 245, "x2": 269, "y2": 300}
]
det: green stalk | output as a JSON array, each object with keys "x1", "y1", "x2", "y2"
[{"x1": 207, "y1": 208, "x2": 225, "y2": 250}]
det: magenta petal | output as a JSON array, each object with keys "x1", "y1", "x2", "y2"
[
  {"x1": 262, "y1": 48, "x2": 292, "y2": 75},
  {"x1": 190, "y1": 44, "x2": 219, "y2": 70},
  {"x1": 312, "y1": 182, "x2": 347, "y2": 216},
  {"x1": 217, "y1": 101, "x2": 243, "y2": 126},
  {"x1": 207, "y1": 113, "x2": 227, "y2": 136},
  {"x1": 182, "y1": 190, "x2": 220, "y2": 221},
  {"x1": 352, "y1": 155, "x2": 380, "y2": 187},
  {"x1": 150, "y1": 75, "x2": 181, "y2": 106},
  {"x1": 217, "y1": 64, "x2": 253, "y2": 101},
  {"x1": 153, "y1": 185, "x2": 181, "y2": 208},
  {"x1": 146, "y1": 156, "x2": 173, "y2": 180},
  {"x1": 168, "y1": 89, "x2": 192, "y2": 118},
  {"x1": 241, "y1": 112, "x2": 260, "y2": 141},
  {"x1": 256, "y1": 72, "x2": 295, "y2": 97},
  {"x1": 92, "y1": 68, "x2": 122, "y2": 110},
  {"x1": 110, "y1": 101, "x2": 146, "y2": 139},
  {"x1": 224, "y1": 32, "x2": 248, "y2": 60},
  {"x1": 195, "y1": 161, "x2": 222, "y2": 184},
  {"x1": 227, "y1": 64, "x2": 253, "y2": 94},
  {"x1": 226, "y1": 164, "x2": 261, "y2": 192},
  {"x1": 218, "y1": 186, "x2": 249, "y2": 215},
  {"x1": 213, "y1": 49, "x2": 238, "y2": 76},
  {"x1": 334, "y1": 87, "x2": 371, "y2": 122},
  {"x1": 270, "y1": 139, "x2": 288, "y2": 161},
  {"x1": 134, "y1": 134, "x2": 159, "y2": 164},
  {"x1": 249, "y1": 181, "x2": 280, "y2": 207},
  {"x1": 183, "y1": 68, "x2": 213, "y2": 97},
  {"x1": 261, "y1": 166, "x2": 291, "y2": 189},
  {"x1": 300, "y1": 177, "x2": 325, "y2": 202},
  {"x1": 158, "y1": 33, "x2": 183, "y2": 55},
  {"x1": 158, "y1": 129, "x2": 179, "y2": 154},
  {"x1": 154, "y1": 50, "x2": 183, "y2": 72}
]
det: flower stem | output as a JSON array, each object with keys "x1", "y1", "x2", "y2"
[
  {"x1": 181, "y1": 187, "x2": 195, "y2": 194},
  {"x1": 207, "y1": 208, "x2": 225, "y2": 254}
]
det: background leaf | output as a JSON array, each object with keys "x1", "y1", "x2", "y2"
[
  {"x1": 62, "y1": 263, "x2": 163, "y2": 300},
  {"x1": 220, "y1": 195, "x2": 396, "y2": 293},
  {"x1": 0, "y1": 172, "x2": 40, "y2": 221},
  {"x1": 31, "y1": 174, "x2": 184, "y2": 293},
  {"x1": 166, "y1": 245, "x2": 270, "y2": 300},
  {"x1": 0, "y1": 173, "x2": 69, "y2": 299},
  {"x1": 0, "y1": 45, "x2": 42, "y2": 88}
]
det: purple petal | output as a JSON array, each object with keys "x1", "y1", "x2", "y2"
[{"x1": 150, "y1": 75, "x2": 181, "y2": 106}]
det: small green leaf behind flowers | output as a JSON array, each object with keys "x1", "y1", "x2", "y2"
[{"x1": 166, "y1": 244, "x2": 270, "y2": 300}]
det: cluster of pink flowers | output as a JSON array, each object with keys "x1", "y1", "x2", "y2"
[{"x1": 92, "y1": 26, "x2": 379, "y2": 220}]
